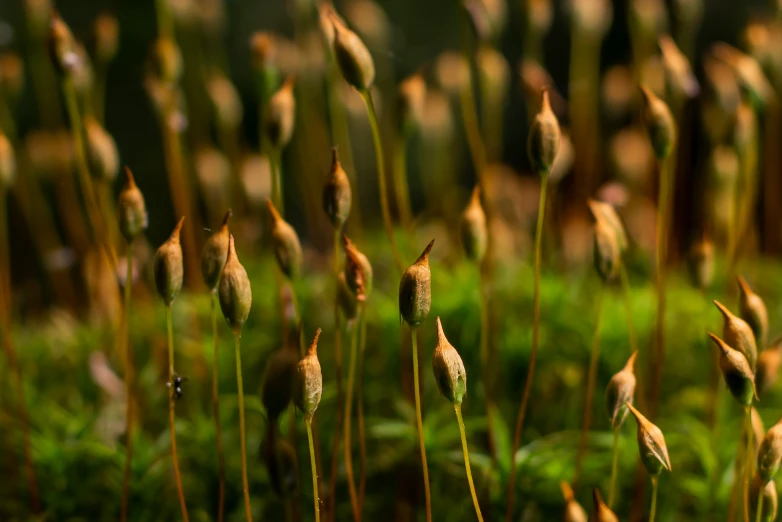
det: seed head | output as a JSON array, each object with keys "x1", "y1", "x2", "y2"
[
  {"x1": 330, "y1": 13, "x2": 375, "y2": 90},
  {"x1": 218, "y1": 235, "x2": 252, "y2": 333},
  {"x1": 758, "y1": 418, "x2": 782, "y2": 485},
  {"x1": 48, "y1": 13, "x2": 79, "y2": 77},
  {"x1": 709, "y1": 332, "x2": 757, "y2": 407},
  {"x1": 659, "y1": 35, "x2": 699, "y2": 100},
  {"x1": 268, "y1": 200, "x2": 302, "y2": 279},
  {"x1": 714, "y1": 300, "x2": 758, "y2": 373},
  {"x1": 713, "y1": 43, "x2": 775, "y2": 108},
  {"x1": 84, "y1": 117, "x2": 119, "y2": 182},
  {"x1": 262, "y1": 346, "x2": 299, "y2": 422},
  {"x1": 477, "y1": 46, "x2": 510, "y2": 112},
  {"x1": 153, "y1": 217, "x2": 185, "y2": 306},
  {"x1": 294, "y1": 329, "x2": 323, "y2": 419},
  {"x1": 0, "y1": 131, "x2": 16, "y2": 190},
  {"x1": 733, "y1": 100, "x2": 758, "y2": 156},
  {"x1": 527, "y1": 89, "x2": 561, "y2": 175},
  {"x1": 250, "y1": 31, "x2": 276, "y2": 70},
  {"x1": 640, "y1": 85, "x2": 676, "y2": 160},
  {"x1": 593, "y1": 219, "x2": 620, "y2": 283},
  {"x1": 117, "y1": 167, "x2": 148, "y2": 243},
  {"x1": 397, "y1": 73, "x2": 427, "y2": 132},
  {"x1": 262, "y1": 429, "x2": 298, "y2": 497},
  {"x1": 264, "y1": 77, "x2": 296, "y2": 150},
  {"x1": 343, "y1": 235, "x2": 372, "y2": 300},
  {"x1": 687, "y1": 236, "x2": 714, "y2": 290},
  {"x1": 207, "y1": 72, "x2": 243, "y2": 131},
  {"x1": 757, "y1": 337, "x2": 782, "y2": 395},
  {"x1": 150, "y1": 37, "x2": 183, "y2": 83},
  {"x1": 737, "y1": 276, "x2": 768, "y2": 347},
  {"x1": 432, "y1": 318, "x2": 467, "y2": 405},
  {"x1": 751, "y1": 472, "x2": 779, "y2": 522},
  {"x1": 460, "y1": 187, "x2": 488, "y2": 263},
  {"x1": 323, "y1": 148, "x2": 352, "y2": 229},
  {"x1": 462, "y1": 0, "x2": 492, "y2": 42},
  {"x1": 560, "y1": 481, "x2": 588, "y2": 522},
  {"x1": 587, "y1": 199, "x2": 628, "y2": 253},
  {"x1": 588, "y1": 488, "x2": 618, "y2": 522},
  {"x1": 626, "y1": 402, "x2": 672, "y2": 476},
  {"x1": 399, "y1": 240, "x2": 434, "y2": 327},
  {"x1": 94, "y1": 13, "x2": 119, "y2": 64},
  {"x1": 201, "y1": 210, "x2": 232, "y2": 291},
  {"x1": 708, "y1": 145, "x2": 739, "y2": 189},
  {"x1": 606, "y1": 351, "x2": 638, "y2": 429}
]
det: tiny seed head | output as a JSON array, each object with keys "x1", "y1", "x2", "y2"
[
  {"x1": 714, "y1": 300, "x2": 758, "y2": 372},
  {"x1": 150, "y1": 37, "x2": 183, "y2": 83},
  {"x1": 432, "y1": 317, "x2": 467, "y2": 405},
  {"x1": 331, "y1": 13, "x2": 375, "y2": 90},
  {"x1": 294, "y1": 329, "x2": 323, "y2": 419},
  {"x1": 268, "y1": 200, "x2": 303, "y2": 279},
  {"x1": 527, "y1": 89, "x2": 561, "y2": 175},
  {"x1": 587, "y1": 199, "x2": 628, "y2": 253},
  {"x1": 626, "y1": 402, "x2": 672, "y2": 476},
  {"x1": 262, "y1": 346, "x2": 299, "y2": 422},
  {"x1": 323, "y1": 148, "x2": 352, "y2": 229},
  {"x1": 687, "y1": 237, "x2": 714, "y2": 291},
  {"x1": 264, "y1": 77, "x2": 296, "y2": 150},
  {"x1": 460, "y1": 186, "x2": 488, "y2": 263},
  {"x1": 153, "y1": 217, "x2": 185, "y2": 306},
  {"x1": 709, "y1": 332, "x2": 757, "y2": 407},
  {"x1": 589, "y1": 488, "x2": 618, "y2": 522},
  {"x1": 640, "y1": 85, "x2": 676, "y2": 160},
  {"x1": 343, "y1": 235, "x2": 372, "y2": 300},
  {"x1": 757, "y1": 338, "x2": 782, "y2": 395},
  {"x1": 605, "y1": 351, "x2": 638, "y2": 430},
  {"x1": 117, "y1": 167, "x2": 148, "y2": 243},
  {"x1": 561, "y1": 481, "x2": 588, "y2": 522},
  {"x1": 399, "y1": 240, "x2": 434, "y2": 327},
  {"x1": 201, "y1": 210, "x2": 232, "y2": 291},
  {"x1": 218, "y1": 235, "x2": 252, "y2": 333},
  {"x1": 398, "y1": 73, "x2": 427, "y2": 133},
  {"x1": 737, "y1": 276, "x2": 768, "y2": 347},
  {"x1": 0, "y1": 131, "x2": 16, "y2": 190},
  {"x1": 85, "y1": 116, "x2": 119, "y2": 182},
  {"x1": 758, "y1": 418, "x2": 782, "y2": 485},
  {"x1": 751, "y1": 472, "x2": 779, "y2": 522},
  {"x1": 48, "y1": 13, "x2": 78, "y2": 77},
  {"x1": 593, "y1": 219, "x2": 620, "y2": 282},
  {"x1": 94, "y1": 13, "x2": 119, "y2": 64}
]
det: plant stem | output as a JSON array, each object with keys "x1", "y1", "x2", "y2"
[
  {"x1": 360, "y1": 88, "x2": 404, "y2": 274},
  {"x1": 120, "y1": 241, "x2": 135, "y2": 522},
  {"x1": 306, "y1": 417, "x2": 321, "y2": 522},
  {"x1": 329, "y1": 230, "x2": 345, "y2": 521},
  {"x1": 393, "y1": 134, "x2": 414, "y2": 234},
  {"x1": 166, "y1": 306, "x2": 190, "y2": 522},
  {"x1": 650, "y1": 476, "x2": 659, "y2": 522},
  {"x1": 651, "y1": 157, "x2": 672, "y2": 419},
  {"x1": 270, "y1": 148, "x2": 284, "y2": 217},
  {"x1": 357, "y1": 305, "x2": 368, "y2": 514},
  {"x1": 574, "y1": 284, "x2": 605, "y2": 484},
  {"x1": 212, "y1": 293, "x2": 226, "y2": 522},
  {"x1": 756, "y1": 484, "x2": 765, "y2": 522},
  {"x1": 455, "y1": 404, "x2": 484, "y2": 522},
  {"x1": 344, "y1": 309, "x2": 360, "y2": 521},
  {"x1": 608, "y1": 427, "x2": 620, "y2": 508},
  {"x1": 478, "y1": 266, "x2": 496, "y2": 459},
  {"x1": 744, "y1": 407, "x2": 752, "y2": 522},
  {"x1": 506, "y1": 173, "x2": 548, "y2": 522},
  {"x1": 411, "y1": 327, "x2": 432, "y2": 522},
  {"x1": 0, "y1": 189, "x2": 40, "y2": 514},
  {"x1": 234, "y1": 332, "x2": 253, "y2": 522}
]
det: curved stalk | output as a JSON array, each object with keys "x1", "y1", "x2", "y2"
[
  {"x1": 506, "y1": 174, "x2": 548, "y2": 521},
  {"x1": 744, "y1": 407, "x2": 751, "y2": 522},
  {"x1": 120, "y1": 242, "x2": 135, "y2": 522},
  {"x1": 359, "y1": 89, "x2": 404, "y2": 273},
  {"x1": 608, "y1": 427, "x2": 620, "y2": 508},
  {"x1": 478, "y1": 266, "x2": 496, "y2": 459},
  {"x1": 756, "y1": 485, "x2": 765, "y2": 522},
  {"x1": 329, "y1": 231, "x2": 345, "y2": 520},
  {"x1": 234, "y1": 332, "x2": 253, "y2": 522},
  {"x1": 357, "y1": 305, "x2": 368, "y2": 513},
  {"x1": 574, "y1": 285, "x2": 605, "y2": 483},
  {"x1": 411, "y1": 327, "x2": 432, "y2": 522},
  {"x1": 270, "y1": 149, "x2": 283, "y2": 217},
  {"x1": 211, "y1": 293, "x2": 225, "y2": 522},
  {"x1": 306, "y1": 417, "x2": 321, "y2": 522},
  {"x1": 393, "y1": 134, "x2": 414, "y2": 234},
  {"x1": 649, "y1": 476, "x2": 659, "y2": 522},
  {"x1": 344, "y1": 311, "x2": 360, "y2": 521},
  {"x1": 166, "y1": 306, "x2": 190, "y2": 522},
  {"x1": 455, "y1": 404, "x2": 484, "y2": 522}
]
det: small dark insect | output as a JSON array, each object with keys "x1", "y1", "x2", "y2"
[{"x1": 167, "y1": 372, "x2": 187, "y2": 402}]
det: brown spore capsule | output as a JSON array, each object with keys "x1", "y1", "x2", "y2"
[
  {"x1": 201, "y1": 210, "x2": 232, "y2": 291},
  {"x1": 432, "y1": 317, "x2": 467, "y2": 405},
  {"x1": 117, "y1": 167, "x2": 148, "y2": 243},
  {"x1": 48, "y1": 12, "x2": 78, "y2": 77},
  {"x1": 218, "y1": 235, "x2": 252, "y2": 333},
  {"x1": 150, "y1": 37, "x2": 183, "y2": 83},
  {"x1": 709, "y1": 332, "x2": 757, "y2": 407},
  {"x1": 399, "y1": 239, "x2": 434, "y2": 327},
  {"x1": 264, "y1": 77, "x2": 296, "y2": 150},
  {"x1": 606, "y1": 351, "x2": 638, "y2": 429},
  {"x1": 626, "y1": 402, "x2": 672, "y2": 476},
  {"x1": 460, "y1": 186, "x2": 488, "y2": 264},
  {"x1": 330, "y1": 13, "x2": 375, "y2": 90},
  {"x1": 737, "y1": 276, "x2": 768, "y2": 347},
  {"x1": 758, "y1": 417, "x2": 782, "y2": 485},
  {"x1": 268, "y1": 200, "x2": 302, "y2": 279},
  {"x1": 294, "y1": 329, "x2": 323, "y2": 419},
  {"x1": 587, "y1": 199, "x2": 628, "y2": 253},
  {"x1": 397, "y1": 73, "x2": 427, "y2": 132},
  {"x1": 343, "y1": 235, "x2": 372, "y2": 300},
  {"x1": 85, "y1": 116, "x2": 119, "y2": 181},
  {"x1": 322, "y1": 147, "x2": 352, "y2": 229},
  {"x1": 0, "y1": 131, "x2": 16, "y2": 190},
  {"x1": 640, "y1": 85, "x2": 676, "y2": 160},
  {"x1": 153, "y1": 217, "x2": 185, "y2": 306},
  {"x1": 94, "y1": 13, "x2": 119, "y2": 64},
  {"x1": 593, "y1": 219, "x2": 620, "y2": 283},
  {"x1": 262, "y1": 346, "x2": 299, "y2": 422},
  {"x1": 687, "y1": 237, "x2": 714, "y2": 291},
  {"x1": 750, "y1": 472, "x2": 778, "y2": 522},
  {"x1": 561, "y1": 481, "x2": 588, "y2": 522},
  {"x1": 589, "y1": 488, "x2": 619, "y2": 522},
  {"x1": 756, "y1": 337, "x2": 782, "y2": 395},
  {"x1": 527, "y1": 89, "x2": 561, "y2": 175},
  {"x1": 715, "y1": 300, "x2": 758, "y2": 372}
]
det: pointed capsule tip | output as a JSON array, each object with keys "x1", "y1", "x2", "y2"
[
  {"x1": 416, "y1": 239, "x2": 435, "y2": 264},
  {"x1": 592, "y1": 488, "x2": 605, "y2": 508},
  {"x1": 541, "y1": 88, "x2": 551, "y2": 110},
  {"x1": 172, "y1": 216, "x2": 185, "y2": 240},
  {"x1": 470, "y1": 185, "x2": 481, "y2": 203},
  {"x1": 228, "y1": 234, "x2": 237, "y2": 258},
  {"x1": 736, "y1": 275, "x2": 752, "y2": 297},
  {"x1": 625, "y1": 350, "x2": 639, "y2": 372},
  {"x1": 435, "y1": 316, "x2": 445, "y2": 341},
  {"x1": 266, "y1": 199, "x2": 281, "y2": 222},
  {"x1": 222, "y1": 209, "x2": 233, "y2": 227},
  {"x1": 713, "y1": 299, "x2": 732, "y2": 319},
  {"x1": 123, "y1": 166, "x2": 137, "y2": 188},
  {"x1": 708, "y1": 332, "x2": 730, "y2": 354},
  {"x1": 560, "y1": 481, "x2": 575, "y2": 502},
  {"x1": 308, "y1": 328, "x2": 322, "y2": 354}
]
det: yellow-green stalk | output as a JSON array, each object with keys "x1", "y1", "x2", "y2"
[
  {"x1": 507, "y1": 88, "x2": 560, "y2": 521},
  {"x1": 92, "y1": 14, "x2": 118, "y2": 124},
  {"x1": 263, "y1": 77, "x2": 296, "y2": 216}
]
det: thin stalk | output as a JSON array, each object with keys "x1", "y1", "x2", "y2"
[
  {"x1": 357, "y1": 305, "x2": 368, "y2": 513},
  {"x1": 0, "y1": 190, "x2": 40, "y2": 514},
  {"x1": 98, "y1": 181, "x2": 119, "y2": 254},
  {"x1": 393, "y1": 134, "x2": 414, "y2": 234},
  {"x1": 649, "y1": 476, "x2": 659, "y2": 522},
  {"x1": 166, "y1": 306, "x2": 190, "y2": 522},
  {"x1": 234, "y1": 332, "x2": 253, "y2": 522},
  {"x1": 155, "y1": 0, "x2": 174, "y2": 39},
  {"x1": 478, "y1": 266, "x2": 496, "y2": 459},
  {"x1": 411, "y1": 327, "x2": 432, "y2": 522},
  {"x1": 756, "y1": 485, "x2": 765, "y2": 522},
  {"x1": 651, "y1": 157, "x2": 672, "y2": 419},
  {"x1": 344, "y1": 311, "x2": 360, "y2": 521},
  {"x1": 744, "y1": 407, "x2": 751, "y2": 522},
  {"x1": 455, "y1": 404, "x2": 484, "y2": 522},
  {"x1": 94, "y1": 67, "x2": 107, "y2": 124},
  {"x1": 618, "y1": 262, "x2": 644, "y2": 413},
  {"x1": 506, "y1": 174, "x2": 548, "y2": 522},
  {"x1": 359, "y1": 89, "x2": 404, "y2": 274},
  {"x1": 305, "y1": 417, "x2": 321, "y2": 522},
  {"x1": 459, "y1": 77, "x2": 488, "y2": 183},
  {"x1": 211, "y1": 293, "x2": 226, "y2": 522},
  {"x1": 329, "y1": 230, "x2": 345, "y2": 521},
  {"x1": 574, "y1": 285, "x2": 605, "y2": 483},
  {"x1": 120, "y1": 241, "x2": 135, "y2": 522},
  {"x1": 608, "y1": 427, "x2": 620, "y2": 508},
  {"x1": 270, "y1": 149, "x2": 284, "y2": 217}
]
